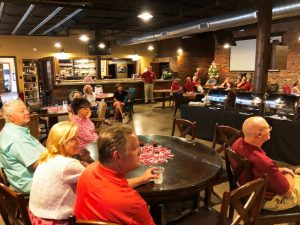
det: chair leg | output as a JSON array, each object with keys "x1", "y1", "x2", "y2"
[{"x1": 173, "y1": 107, "x2": 177, "y2": 117}]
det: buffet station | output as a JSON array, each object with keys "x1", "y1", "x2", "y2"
[{"x1": 183, "y1": 91, "x2": 300, "y2": 165}]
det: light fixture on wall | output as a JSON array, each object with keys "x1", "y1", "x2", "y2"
[
  {"x1": 147, "y1": 45, "x2": 154, "y2": 51},
  {"x1": 137, "y1": 12, "x2": 153, "y2": 21},
  {"x1": 177, "y1": 48, "x2": 183, "y2": 55},
  {"x1": 54, "y1": 42, "x2": 62, "y2": 48},
  {"x1": 79, "y1": 34, "x2": 90, "y2": 42},
  {"x1": 55, "y1": 49, "x2": 70, "y2": 59},
  {"x1": 223, "y1": 43, "x2": 230, "y2": 49}
]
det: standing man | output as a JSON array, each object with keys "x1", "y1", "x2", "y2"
[
  {"x1": 74, "y1": 125, "x2": 157, "y2": 224},
  {"x1": 0, "y1": 99, "x2": 45, "y2": 193},
  {"x1": 232, "y1": 116, "x2": 299, "y2": 211},
  {"x1": 141, "y1": 66, "x2": 156, "y2": 104}
]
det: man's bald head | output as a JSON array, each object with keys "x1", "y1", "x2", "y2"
[{"x1": 242, "y1": 116, "x2": 269, "y2": 139}]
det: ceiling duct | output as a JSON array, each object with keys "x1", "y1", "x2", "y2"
[{"x1": 115, "y1": 1, "x2": 300, "y2": 46}]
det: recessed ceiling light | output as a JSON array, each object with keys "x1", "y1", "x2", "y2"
[
  {"x1": 177, "y1": 48, "x2": 183, "y2": 54},
  {"x1": 223, "y1": 43, "x2": 230, "y2": 49},
  {"x1": 98, "y1": 43, "x2": 106, "y2": 49},
  {"x1": 137, "y1": 12, "x2": 153, "y2": 21},
  {"x1": 79, "y1": 34, "x2": 89, "y2": 42},
  {"x1": 54, "y1": 42, "x2": 62, "y2": 48},
  {"x1": 148, "y1": 45, "x2": 154, "y2": 51},
  {"x1": 239, "y1": 29, "x2": 245, "y2": 32}
]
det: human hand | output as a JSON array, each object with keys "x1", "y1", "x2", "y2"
[{"x1": 141, "y1": 167, "x2": 159, "y2": 183}]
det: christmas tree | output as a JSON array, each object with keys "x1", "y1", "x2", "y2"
[{"x1": 208, "y1": 61, "x2": 219, "y2": 79}]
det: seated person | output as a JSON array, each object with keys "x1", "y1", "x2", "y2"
[
  {"x1": 29, "y1": 121, "x2": 85, "y2": 225},
  {"x1": 71, "y1": 98, "x2": 98, "y2": 161},
  {"x1": 82, "y1": 84, "x2": 111, "y2": 126},
  {"x1": 68, "y1": 90, "x2": 82, "y2": 122},
  {"x1": 291, "y1": 80, "x2": 300, "y2": 95},
  {"x1": 170, "y1": 78, "x2": 183, "y2": 95},
  {"x1": 205, "y1": 76, "x2": 217, "y2": 87},
  {"x1": 195, "y1": 79, "x2": 204, "y2": 94},
  {"x1": 282, "y1": 79, "x2": 291, "y2": 94},
  {"x1": 237, "y1": 77, "x2": 253, "y2": 92},
  {"x1": 232, "y1": 116, "x2": 299, "y2": 211},
  {"x1": 220, "y1": 77, "x2": 232, "y2": 89},
  {"x1": 74, "y1": 125, "x2": 157, "y2": 224},
  {"x1": 0, "y1": 99, "x2": 45, "y2": 193},
  {"x1": 183, "y1": 77, "x2": 195, "y2": 93},
  {"x1": 113, "y1": 83, "x2": 130, "y2": 120}
]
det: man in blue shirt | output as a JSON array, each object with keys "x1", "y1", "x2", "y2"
[{"x1": 0, "y1": 99, "x2": 45, "y2": 193}]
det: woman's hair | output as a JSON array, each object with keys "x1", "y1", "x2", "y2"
[
  {"x1": 97, "y1": 125, "x2": 133, "y2": 164},
  {"x1": 69, "y1": 90, "x2": 82, "y2": 102},
  {"x1": 39, "y1": 121, "x2": 78, "y2": 163},
  {"x1": 83, "y1": 84, "x2": 93, "y2": 94},
  {"x1": 71, "y1": 98, "x2": 91, "y2": 115}
]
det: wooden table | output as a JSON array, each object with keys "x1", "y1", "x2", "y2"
[
  {"x1": 153, "y1": 89, "x2": 172, "y2": 109},
  {"x1": 43, "y1": 106, "x2": 68, "y2": 129},
  {"x1": 127, "y1": 135, "x2": 223, "y2": 225},
  {"x1": 95, "y1": 93, "x2": 114, "y2": 101}
]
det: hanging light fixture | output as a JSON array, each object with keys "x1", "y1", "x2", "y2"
[{"x1": 137, "y1": 12, "x2": 153, "y2": 21}]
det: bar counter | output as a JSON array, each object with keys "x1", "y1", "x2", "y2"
[
  {"x1": 180, "y1": 104, "x2": 300, "y2": 165},
  {"x1": 52, "y1": 78, "x2": 172, "y2": 103}
]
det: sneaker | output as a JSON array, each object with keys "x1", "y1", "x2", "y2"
[{"x1": 104, "y1": 119, "x2": 112, "y2": 126}]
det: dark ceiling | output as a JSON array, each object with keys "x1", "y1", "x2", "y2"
[{"x1": 0, "y1": 0, "x2": 260, "y2": 41}]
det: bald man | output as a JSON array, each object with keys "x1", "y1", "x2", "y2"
[{"x1": 232, "y1": 116, "x2": 300, "y2": 211}]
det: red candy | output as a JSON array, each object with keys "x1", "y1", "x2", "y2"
[{"x1": 140, "y1": 144, "x2": 174, "y2": 166}]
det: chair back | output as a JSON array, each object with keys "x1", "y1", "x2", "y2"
[
  {"x1": 219, "y1": 178, "x2": 267, "y2": 225},
  {"x1": 69, "y1": 215, "x2": 119, "y2": 225},
  {"x1": 225, "y1": 146, "x2": 253, "y2": 191},
  {"x1": 91, "y1": 101, "x2": 107, "y2": 131},
  {"x1": 127, "y1": 88, "x2": 137, "y2": 101},
  {"x1": 0, "y1": 183, "x2": 30, "y2": 225},
  {"x1": 173, "y1": 92, "x2": 184, "y2": 108},
  {"x1": 171, "y1": 117, "x2": 196, "y2": 140},
  {"x1": 28, "y1": 113, "x2": 40, "y2": 139},
  {"x1": 0, "y1": 117, "x2": 5, "y2": 131},
  {"x1": 212, "y1": 124, "x2": 242, "y2": 155}
]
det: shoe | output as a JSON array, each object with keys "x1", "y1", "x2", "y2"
[{"x1": 104, "y1": 119, "x2": 112, "y2": 126}]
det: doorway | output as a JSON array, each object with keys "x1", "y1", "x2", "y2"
[
  {"x1": 0, "y1": 56, "x2": 18, "y2": 104},
  {"x1": 127, "y1": 64, "x2": 136, "y2": 78},
  {"x1": 108, "y1": 64, "x2": 116, "y2": 79}
]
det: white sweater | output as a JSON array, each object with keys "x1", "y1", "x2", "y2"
[{"x1": 29, "y1": 155, "x2": 85, "y2": 220}]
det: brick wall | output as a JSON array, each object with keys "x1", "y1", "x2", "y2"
[{"x1": 214, "y1": 20, "x2": 300, "y2": 92}]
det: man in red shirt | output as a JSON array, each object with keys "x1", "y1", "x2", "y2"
[
  {"x1": 74, "y1": 125, "x2": 157, "y2": 225},
  {"x1": 232, "y1": 116, "x2": 299, "y2": 211},
  {"x1": 183, "y1": 77, "x2": 195, "y2": 92},
  {"x1": 141, "y1": 66, "x2": 156, "y2": 103}
]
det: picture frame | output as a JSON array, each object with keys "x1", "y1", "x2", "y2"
[{"x1": 117, "y1": 66, "x2": 127, "y2": 73}]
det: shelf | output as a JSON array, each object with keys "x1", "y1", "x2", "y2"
[
  {"x1": 25, "y1": 97, "x2": 39, "y2": 99},
  {"x1": 22, "y1": 66, "x2": 36, "y2": 68},
  {"x1": 24, "y1": 82, "x2": 38, "y2": 84},
  {"x1": 23, "y1": 74, "x2": 37, "y2": 76}
]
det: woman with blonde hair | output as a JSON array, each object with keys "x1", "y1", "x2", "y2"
[{"x1": 29, "y1": 121, "x2": 85, "y2": 225}]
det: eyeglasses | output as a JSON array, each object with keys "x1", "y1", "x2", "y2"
[{"x1": 258, "y1": 126, "x2": 272, "y2": 132}]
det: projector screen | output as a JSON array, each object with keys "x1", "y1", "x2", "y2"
[{"x1": 230, "y1": 39, "x2": 256, "y2": 71}]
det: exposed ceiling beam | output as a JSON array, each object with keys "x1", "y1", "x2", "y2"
[
  {"x1": 42, "y1": 8, "x2": 83, "y2": 35},
  {"x1": 28, "y1": 6, "x2": 63, "y2": 35},
  {"x1": 0, "y1": 2, "x2": 4, "y2": 21},
  {"x1": 12, "y1": 4, "x2": 35, "y2": 35}
]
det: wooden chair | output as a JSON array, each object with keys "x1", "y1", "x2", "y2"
[
  {"x1": 173, "y1": 92, "x2": 185, "y2": 116},
  {"x1": 0, "y1": 168, "x2": 9, "y2": 186},
  {"x1": 124, "y1": 87, "x2": 136, "y2": 120},
  {"x1": 28, "y1": 113, "x2": 40, "y2": 139},
  {"x1": 225, "y1": 146, "x2": 300, "y2": 225},
  {"x1": 171, "y1": 117, "x2": 196, "y2": 140},
  {"x1": 208, "y1": 124, "x2": 243, "y2": 205},
  {"x1": 91, "y1": 101, "x2": 107, "y2": 133},
  {"x1": 0, "y1": 117, "x2": 5, "y2": 131},
  {"x1": 0, "y1": 183, "x2": 31, "y2": 225},
  {"x1": 212, "y1": 124, "x2": 242, "y2": 156},
  {"x1": 69, "y1": 215, "x2": 119, "y2": 225},
  {"x1": 167, "y1": 178, "x2": 266, "y2": 225}
]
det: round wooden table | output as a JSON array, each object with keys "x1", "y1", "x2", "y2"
[
  {"x1": 95, "y1": 93, "x2": 114, "y2": 101},
  {"x1": 127, "y1": 135, "x2": 223, "y2": 225},
  {"x1": 42, "y1": 106, "x2": 68, "y2": 129}
]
